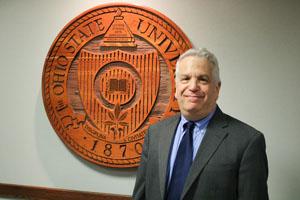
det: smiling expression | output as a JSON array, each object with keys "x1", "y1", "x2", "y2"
[{"x1": 175, "y1": 56, "x2": 221, "y2": 121}]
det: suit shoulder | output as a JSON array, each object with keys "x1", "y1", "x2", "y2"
[
  {"x1": 148, "y1": 114, "x2": 180, "y2": 130},
  {"x1": 217, "y1": 112, "x2": 267, "y2": 155},
  {"x1": 223, "y1": 113, "x2": 263, "y2": 138}
]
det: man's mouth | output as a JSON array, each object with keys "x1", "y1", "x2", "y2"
[{"x1": 185, "y1": 95, "x2": 204, "y2": 101}]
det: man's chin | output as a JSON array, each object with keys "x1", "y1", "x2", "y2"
[
  {"x1": 185, "y1": 103, "x2": 203, "y2": 111},
  {"x1": 182, "y1": 106, "x2": 210, "y2": 120},
  {"x1": 187, "y1": 98, "x2": 203, "y2": 103}
]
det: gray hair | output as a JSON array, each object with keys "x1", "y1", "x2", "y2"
[{"x1": 175, "y1": 48, "x2": 221, "y2": 83}]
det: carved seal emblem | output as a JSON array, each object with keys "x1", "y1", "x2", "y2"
[{"x1": 42, "y1": 3, "x2": 192, "y2": 168}]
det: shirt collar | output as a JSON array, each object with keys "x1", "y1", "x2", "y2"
[{"x1": 180, "y1": 107, "x2": 216, "y2": 130}]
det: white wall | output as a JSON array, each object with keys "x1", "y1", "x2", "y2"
[{"x1": 0, "y1": 0, "x2": 299, "y2": 199}]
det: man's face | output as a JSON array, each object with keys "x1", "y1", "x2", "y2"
[{"x1": 175, "y1": 56, "x2": 221, "y2": 121}]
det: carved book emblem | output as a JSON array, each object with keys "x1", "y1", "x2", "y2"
[{"x1": 42, "y1": 4, "x2": 192, "y2": 168}]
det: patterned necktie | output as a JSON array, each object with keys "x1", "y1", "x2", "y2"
[{"x1": 166, "y1": 121, "x2": 195, "y2": 200}]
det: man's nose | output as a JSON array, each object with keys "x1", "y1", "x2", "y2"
[{"x1": 188, "y1": 79, "x2": 198, "y2": 90}]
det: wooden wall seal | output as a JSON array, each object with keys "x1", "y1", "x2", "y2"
[{"x1": 42, "y1": 3, "x2": 192, "y2": 168}]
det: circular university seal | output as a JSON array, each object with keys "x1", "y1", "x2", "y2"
[{"x1": 42, "y1": 3, "x2": 192, "y2": 168}]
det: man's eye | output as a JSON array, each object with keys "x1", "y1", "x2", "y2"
[
  {"x1": 181, "y1": 77, "x2": 190, "y2": 81},
  {"x1": 199, "y1": 76, "x2": 209, "y2": 83}
]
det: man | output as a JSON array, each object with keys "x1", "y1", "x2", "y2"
[{"x1": 133, "y1": 48, "x2": 269, "y2": 200}]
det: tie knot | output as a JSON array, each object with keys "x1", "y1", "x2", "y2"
[{"x1": 184, "y1": 121, "x2": 195, "y2": 132}]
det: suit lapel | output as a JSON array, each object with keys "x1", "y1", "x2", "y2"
[
  {"x1": 158, "y1": 114, "x2": 180, "y2": 199},
  {"x1": 181, "y1": 108, "x2": 229, "y2": 198}
]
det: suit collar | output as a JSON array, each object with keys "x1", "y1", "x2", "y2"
[{"x1": 181, "y1": 106, "x2": 229, "y2": 198}]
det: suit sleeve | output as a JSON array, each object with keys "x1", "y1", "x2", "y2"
[
  {"x1": 132, "y1": 129, "x2": 149, "y2": 200},
  {"x1": 238, "y1": 133, "x2": 269, "y2": 200}
]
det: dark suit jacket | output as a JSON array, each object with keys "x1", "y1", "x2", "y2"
[{"x1": 133, "y1": 107, "x2": 268, "y2": 200}]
